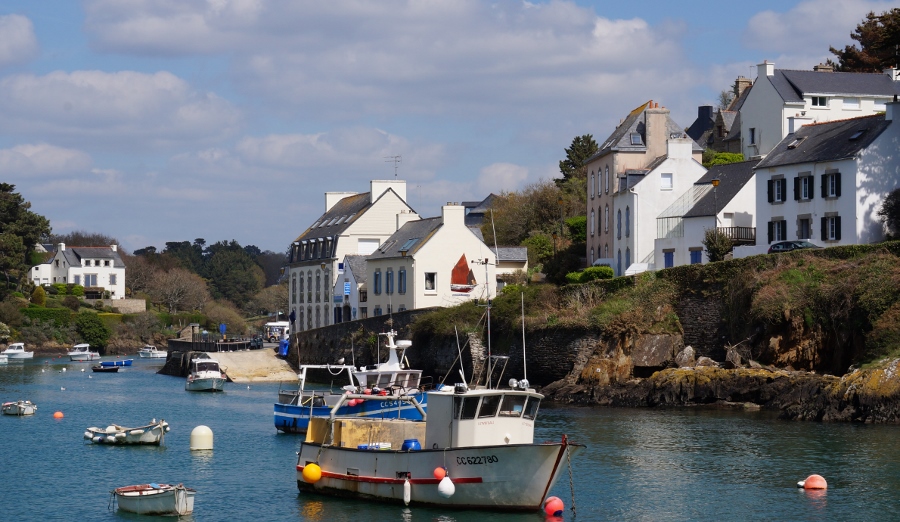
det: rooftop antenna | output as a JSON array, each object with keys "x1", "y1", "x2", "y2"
[{"x1": 384, "y1": 155, "x2": 401, "y2": 178}]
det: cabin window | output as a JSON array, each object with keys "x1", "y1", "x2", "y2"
[
  {"x1": 498, "y1": 395, "x2": 527, "y2": 417},
  {"x1": 523, "y1": 396, "x2": 540, "y2": 420},
  {"x1": 455, "y1": 396, "x2": 480, "y2": 420},
  {"x1": 377, "y1": 373, "x2": 393, "y2": 388},
  {"x1": 478, "y1": 394, "x2": 501, "y2": 418}
]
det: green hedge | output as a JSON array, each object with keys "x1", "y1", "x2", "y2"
[
  {"x1": 22, "y1": 307, "x2": 73, "y2": 326},
  {"x1": 98, "y1": 313, "x2": 123, "y2": 330}
]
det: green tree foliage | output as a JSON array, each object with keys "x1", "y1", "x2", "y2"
[
  {"x1": 0, "y1": 184, "x2": 51, "y2": 296},
  {"x1": 565, "y1": 216, "x2": 587, "y2": 243},
  {"x1": 565, "y1": 265, "x2": 614, "y2": 284},
  {"x1": 522, "y1": 234, "x2": 554, "y2": 266},
  {"x1": 482, "y1": 180, "x2": 569, "y2": 247},
  {"x1": 828, "y1": 9, "x2": 900, "y2": 72},
  {"x1": 50, "y1": 230, "x2": 119, "y2": 248},
  {"x1": 556, "y1": 134, "x2": 599, "y2": 201},
  {"x1": 0, "y1": 321, "x2": 9, "y2": 341},
  {"x1": 31, "y1": 286, "x2": 46, "y2": 306},
  {"x1": 702, "y1": 228, "x2": 733, "y2": 263},
  {"x1": 74, "y1": 311, "x2": 111, "y2": 349},
  {"x1": 878, "y1": 188, "x2": 900, "y2": 239},
  {"x1": 204, "y1": 245, "x2": 266, "y2": 306},
  {"x1": 702, "y1": 151, "x2": 744, "y2": 168},
  {"x1": 62, "y1": 296, "x2": 81, "y2": 312},
  {"x1": 163, "y1": 240, "x2": 205, "y2": 273}
]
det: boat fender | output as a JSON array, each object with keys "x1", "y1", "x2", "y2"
[
  {"x1": 105, "y1": 436, "x2": 117, "y2": 444},
  {"x1": 84, "y1": 431, "x2": 92, "y2": 440},
  {"x1": 437, "y1": 475, "x2": 455, "y2": 498},
  {"x1": 403, "y1": 479, "x2": 411, "y2": 505},
  {"x1": 128, "y1": 429, "x2": 144, "y2": 436},
  {"x1": 92, "y1": 436, "x2": 104, "y2": 444}
]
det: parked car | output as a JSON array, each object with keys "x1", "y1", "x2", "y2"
[
  {"x1": 248, "y1": 335, "x2": 264, "y2": 350},
  {"x1": 767, "y1": 240, "x2": 822, "y2": 254}
]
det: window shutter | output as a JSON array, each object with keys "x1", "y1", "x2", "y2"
[
  {"x1": 793, "y1": 177, "x2": 800, "y2": 200},
  {"x1": 809, "y1": 177, "x2": 814, "y2": 199},
  {"x1": 821, "y1": 217, "x2": 827, "y2": 239},
  {"x1": 780, "y1": 220, "x2": 787, "y2": 240},
  {"x1": 767, "y1": 179, "x2": 774, "y2": 203},
  {"x1": 767, "y1": 221, "x2": 773, "y2": 243},
  {"x1": 835, "y1": 173, "x2": 841, "y2": 197},
  {"x1": 780, "y1": 179, "x2": 787, "y2": 201},
  {"x1": 821, "y1": 174, "x2": 827, "y2": 197},
  {"x1": 835, "y1": 216, "x2": 842, "y2": 240}
]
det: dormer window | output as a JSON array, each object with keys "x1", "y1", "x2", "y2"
[{"x1": 630, "y1": 133, "x2": 643, "y2": 146}]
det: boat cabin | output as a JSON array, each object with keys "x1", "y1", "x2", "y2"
[
  {"x1": 425, "y1": 386, "x2": 541, "y2": 448},
  {"x1": 191, "y1": 360, "x2": 221, "y2": 373}
]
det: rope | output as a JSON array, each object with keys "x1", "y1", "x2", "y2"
[{"x1": 566, "y1": 445, "x2": 577, "y2": 517}]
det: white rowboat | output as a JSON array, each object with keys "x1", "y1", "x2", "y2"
[
  {"x1": 2, "y1": 400, "x2": 37, "y2": 416},
  {"x1": 84, "y1": 419, "x2": 170, "y2": 445},
  {"x1": 111, "y1": 483, "x2": 196, "y2": 515}
]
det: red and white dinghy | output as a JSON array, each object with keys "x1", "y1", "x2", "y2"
[{"x1": 110, "y1": 483, "x2": 196, "y2": 515}]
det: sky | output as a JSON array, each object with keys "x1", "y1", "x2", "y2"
[{"x1": 0, "y1": 0, "x2": 893, "y2": 254}]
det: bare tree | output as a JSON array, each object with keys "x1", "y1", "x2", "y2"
[
  {"x1": 122, "y1": 254, "x2": 157, "y2": 295},
  {"x1": 250, "y1": 282, "x2": 289, "y2": 315},
  {"x1": 148, "y1": 268, "x2": 210, "y2": 313}
]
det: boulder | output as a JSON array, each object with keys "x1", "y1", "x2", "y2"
[
  {"x1": 674, "y1": 345, "x2": 696, "y2": 367},
  {"x1": 696, "y1": 356, "x2": 719, "y2": 367}
]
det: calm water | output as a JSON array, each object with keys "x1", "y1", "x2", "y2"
[{"x1": 1, "y1": 357, "x2": 898, "y2": 521}]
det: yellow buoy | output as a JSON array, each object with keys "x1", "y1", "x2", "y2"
[
  {"x1": 190, "y1": 425, "x2": 214, "y2": 450},
  {"x1": 302, "y1": 463, "x2": 322, "y2": 483}
]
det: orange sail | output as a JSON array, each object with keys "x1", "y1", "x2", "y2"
[{"x1": 450, "y1": 254, "x2": 476, "y2": 293}]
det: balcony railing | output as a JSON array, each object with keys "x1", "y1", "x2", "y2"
[{"x1": 717, "y1": 226, "x2": 756, "y2": 244}]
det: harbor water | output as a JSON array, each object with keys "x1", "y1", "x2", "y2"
[{"x1": 1, "y1": 356, "x2": 899, "y2": 521}]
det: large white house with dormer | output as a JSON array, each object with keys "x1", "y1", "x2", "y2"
[{"x1": 30, "y1": 243, "x2": 126, "y2": 298}]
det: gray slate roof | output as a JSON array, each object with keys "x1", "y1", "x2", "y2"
[
  {"x1": 755, "y1": 113, "x2": 890, "y2": 169},
  {"x1": 344, "y1": 255, "x2": 368, "y2": 284},
  {"x1": 366, "y1": 217, "x2": 443, "y2": 260},
  {"x1": 60, "y1": 246, "x2": 125, "y2": 268},
  {"x1": 490, "y1": 247, "x2": 527, "y2": 263},
  {"x1": 587, "y1": 101, "x2": 702, "y2": 163},
  {"x1": 683, "y1": 160, "x2": 758, "y2": 218},
  {"x1": 768, "y1": 70, "x2": 900, "y2": 104}
]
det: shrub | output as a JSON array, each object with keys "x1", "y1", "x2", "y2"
[
  {"x1": 74, "y1": 311, "x2": 112, "y2": 349},
  {"x1": 31, "y1": 286, "x2": 46, "y2": 306},
  {"x1": 62, "y1": 296, "x2": 81, "y2": 312},
  {"x1": 22, "y1": 307, "x2": 73, "y2": 326},
  {"x1": 70, "y1": 285, "x2": 85, "y2": 297},
  {"x1": 52, "y1": 283, "x2": 67, "y2": 295}
]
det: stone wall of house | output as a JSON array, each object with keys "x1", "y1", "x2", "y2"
[{"x1": 85, "y1": 298, "x2": 147, "y2": 314}]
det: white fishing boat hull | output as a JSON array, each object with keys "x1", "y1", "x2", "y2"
[
  {"x1": 2, "y1": 343, "x2": 33, "y2": 359},
  {"x1": 68, "y1": 343, "x2": 100, "y2": 361},
  {"x1": 84, "y1": 420, "x2": 170, "y2": 445},
  {"x1": 185, "y1": 376, "x2": 226, "y2": 392},
  {"x1": 297, "y1": 440, "x2": 580, "y2": 509},
  {"x1": 112, "y1": 483, "x2": 195, "y2": 515},
  {"x1": 138, "y1": 346, "x2": 167, "y2": 358},
  {"x1": 2, "y1": 400, "x2": 37, "y2": 416}
]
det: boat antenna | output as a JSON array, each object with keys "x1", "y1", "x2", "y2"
[{"x1": 521, "y1": 291, "x2": 527, "y2": 382}]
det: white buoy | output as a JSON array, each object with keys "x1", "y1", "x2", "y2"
[
  {"x1": 190, "y1": 425, "x2": 214, "y2": 450},
  {"x1": 403, "y1": 479, "x2": 411, "y2": 505},
  {"x1": 437, "y1": 475, "x2": 455, "y2": 498}
]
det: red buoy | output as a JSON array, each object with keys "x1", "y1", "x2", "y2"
[
  {"x1": 544, "y1": 496, "x2": 564, "y2": 516},
  {"x1": 800, "y1": 474, "x2": 827, "y2": 489},
  {"x1": 433, "y1": 467, "x2": 446, "y2": 480}
]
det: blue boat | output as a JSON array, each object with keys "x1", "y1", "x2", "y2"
[
  {"x1": 100, "y1": 359, "x2": 134, "y2": 367},
  {"x1": 274, "y1": 330, "x2": 429, "y2": 434}
]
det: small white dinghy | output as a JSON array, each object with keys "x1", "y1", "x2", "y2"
[
  {"x1": 84, "y1": 419, "x2": 170, "y2": 445},
  {"x1": 111, "y1": 483, "x2": 196, "y2": 515},
  {"x1": 2, "y1": 400, "x2": 37, "y2": 416}
]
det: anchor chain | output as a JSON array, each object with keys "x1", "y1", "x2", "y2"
[{"x1": 567, "y1": 445, "x2": 577, "y2": 517}]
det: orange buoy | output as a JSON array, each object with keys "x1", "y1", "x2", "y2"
[
  {"x1": 53, "y1": 411, "x2": 64, "y2": 419},
  {"x1": 798, "y1": 474, "x2": 827, "y2": 489},
  {"x1": 433, "y1": 467, "x2": 446, "y2": 480},
  {"x1": 302, "y1": 463, "x2": 322, "y2": 483}
]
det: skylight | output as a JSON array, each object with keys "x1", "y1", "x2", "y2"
[
  {"x1": 849, "y1": 130, "x2": 866, "y2": 141},
  {"x1": 400, "y1": 238, "x2": 419, "y2": 252},
  {"x1": 630, "y1": 133, "x2": 643, "y2": 146},
  {"x1": 787, "y1": 137, "x2": 806, "y2": 149}
]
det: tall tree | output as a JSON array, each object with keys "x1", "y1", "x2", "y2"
[
  {"x1": 556, "y1": 134, "x2": 599, "y2": 201},
  {"x1": 148, "y1": 267, "x2": 210, "y2": 313},
  {"x1": 50, "y1": 230, "x2": 119, "y2": 248},
  {"x1": 829, "y1": 9, "x2": 900, "y2": 72},
  {"x1": 204, "y1": 247, "x2": 266, "y2": 306},
  {"x1": 0, "y1": 184, "x2": 51, "y2": 295},
  {"x1": 878, "y1": 188, "x2": 900, "y2": 239}
]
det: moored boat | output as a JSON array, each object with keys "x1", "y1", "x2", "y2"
[
  {"x1": 295, "y1": 360, "x2": 584, "y2": 510},
  {"x1": 91, "y1": 365, "x2": 118, "y2": 373},
  {"x1": 85, "y1": 419, "x2": 170, "y2": 445},
  {"x1": 185, "y1": 357, "x2": 226, "y2": 392},
  {"x1": 100, "y1": 359, "x2": 133, "y2": 367},
  {"x1": 138, "y1": 345, "x2": 167, "y2": 359},
  {"x1": 2, "y1": 342, "x2": 33, "y2": 360},
  {"x1": 2, "y1": 400, "x2": 37, "y2": 416},
  {"x1": 67, "y1": 343, "x2": 100, "y2": 362},
  {"x1": 111, "y1": 483, "x2": 195, "y2": 515},
  {"x1": 275, "y1": 329, "x2": 429, "y2": 434}
]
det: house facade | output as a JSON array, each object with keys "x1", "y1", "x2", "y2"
[
  {"x1": 738, "y1": 104, "x2": 900, "y2": 257},
  {"x1": 29, "y1": 243, "x2": 126, "y2": 298},
  {"x1": 365, "y1": 204, "x2": 496, "y2": 317},
  {"x1": 286, "y1": 180, "x2": 417, "y2": 332},
  {"x1": 331, "y1": 254, "x2": 368, "y2": 323},
  {"x1": 654, "y1": 160, "x2": 757, "y2": 268},
  {"x1": 739, "y1": 61, "x2": 900, "y2": 159},
  {"x1": 585, "y1": 101, "x2": 703, "y2": 271}
]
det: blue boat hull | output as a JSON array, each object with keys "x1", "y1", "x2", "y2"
[
  {"x1": 274, "y1": 393, "x2": 427, "y2": 434},
  {"x1": 100, "y1": 359, "x2": 134, "y2": 367}
]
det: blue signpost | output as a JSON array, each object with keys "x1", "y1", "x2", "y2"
[{"x1": 219, "y1": 323, "x2": 226, "y2": 339}]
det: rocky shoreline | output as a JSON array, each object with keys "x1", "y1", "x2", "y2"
[{"x1": 542, "y1": 359, "x2": 900, "y2": 423}]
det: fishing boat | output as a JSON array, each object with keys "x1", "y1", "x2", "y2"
[
  {"x1": 100, "y1": 359, "x2": 133, "y2": 367},
  {"x1": 91, "y1": 365, "x2": 118, "y2": 373},
  {"x1": 110, "y1": 483, "x2": 196, "y2": 515},
  {"x1": 2, "y1": 342, "x2": 33, "y2": 360},
  {"x1": 67, "y1": 343, "x2": 100, "y2": 362},
  {"x1": 2, "y1": 400, "x2": 37, "y2": 416},
  {"x1": 85, "y1": 419, "x2": 170, "y2": 445},
  {"x1": 138, "y1": 345, "x2": 167, "y2": 359},
  {"x1": 274, "y1": 329, "x2": 429, "y2": 434},
  {"x1": 185, "y1": 357, "x2": 226, "y2": 392},
  {"x1": 295, "y1": 357, "x2": 584, "y2": 510}
]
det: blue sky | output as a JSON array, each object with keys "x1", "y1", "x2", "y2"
[{"x1": 0, "y1": 0, "x2": 893, "y2": 254}]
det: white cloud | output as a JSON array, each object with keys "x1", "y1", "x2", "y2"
[
  {"x1": 477, "y1": 162, "x2": 529, "y2": 195},
  {"x1": 0, "y1": 70, "x2": 240, "y2": 148},
  {"x1": 0, "y1": 143, "x2": 92, "y2": 177},
  {"x1": 0, "y1": 14, "x2": 38, "y2": 68}
]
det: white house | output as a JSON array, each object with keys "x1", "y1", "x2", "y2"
[
  {"x1": 30, "y1": 243, "x2": 126, "y2": 298},
  {"x1": 585, "y1": 100, "x2": 703, "y2": 270},
  {"x1": 655, "y1": 160, "x2": 757, "y2": 268},
  {"x1": 490, "y1": 247, "x2": 528, "y2": 289},
  {"x1": 610, "y1": 137, "x2": 706, "y2": 275},
  {"x1": 365, "y1": 204, "x2": 497, "y2": 316},
  {"x1": 738, "y1": 103, "x2": 900, "y2": 257},
  {"x1": 286, "y1": 180, "x2": 418, "y2": 332},
  {"x1": 331, "y1": 254, "x2": 368, "y2": 323},
  {"x1": 739, "y1": 61, "x2": 900, "y2": 159}
]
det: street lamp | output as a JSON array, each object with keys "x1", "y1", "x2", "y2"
[{"x1": 711, "y1": 178, "x2": 720, "y2": 226}]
